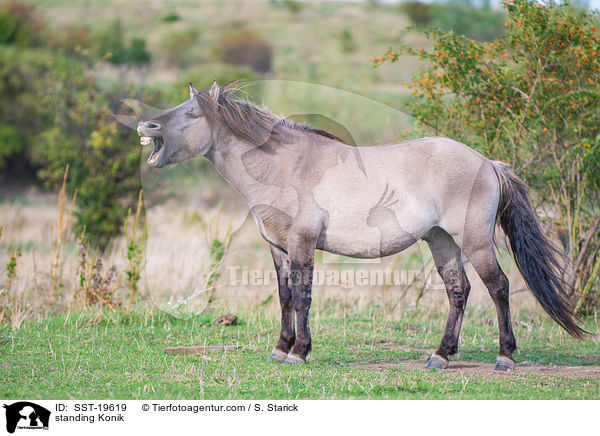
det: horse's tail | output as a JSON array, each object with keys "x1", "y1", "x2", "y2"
[{"x1": 491, "y1": 161, "x2": 585, "y2": 338}]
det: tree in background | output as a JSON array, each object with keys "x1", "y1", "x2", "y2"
[
  {"x1": 38, "y1": 79, "x2": 142, "y2": 250},
  {"x1": 375, "y1": 0, "x2": 600, "y2": 311}
]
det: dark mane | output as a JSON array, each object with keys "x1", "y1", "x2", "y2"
[{"x1": 195, "y1": 84, "x2": 346, "y2": 146}]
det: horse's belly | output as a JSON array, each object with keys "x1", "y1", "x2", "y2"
[{"x1": 318, "y1": 215, "x2": 419, "y2": 258}]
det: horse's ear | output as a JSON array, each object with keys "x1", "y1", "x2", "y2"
[
  {"x1": 209, "y1": 79, "x2": 219, "y2": 102},
  {"x1": 189, "y1": 82, "x2": 199, "y2": 99}
]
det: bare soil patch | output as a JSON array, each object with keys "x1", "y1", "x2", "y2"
[{"x1": 347, "y1": 359, "x2": 600, "y2": 378}]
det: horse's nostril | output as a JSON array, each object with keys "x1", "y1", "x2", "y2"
[{"x1": 146, "y1": 121, "x2": 161, "y2": 130}]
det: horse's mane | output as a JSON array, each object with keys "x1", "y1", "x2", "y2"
[{"x1": 195, "y1": 83, "x2": 345, "y2": 146}]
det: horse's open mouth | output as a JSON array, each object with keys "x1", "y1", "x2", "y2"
[{"x1": 141, "y1": 136, "x2": 165, "y2": 166}]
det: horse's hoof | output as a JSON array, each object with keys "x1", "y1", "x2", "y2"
[
  {"x1": 426, "y1": 353, "x2": 449, "y2": 370},
  {"x1": 282, "y1": 353, "x2": 306, "y2": 365},
  {"x1": 267, "y1": 348, "x2": 288, "y2": 363},
  {"x1": 494, "y1": 356, "x2": 515, "y2": 372}
]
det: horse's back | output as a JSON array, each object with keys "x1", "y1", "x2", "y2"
[{"x1": 312, "y1": 137, "x2": 499, "y2": 257}]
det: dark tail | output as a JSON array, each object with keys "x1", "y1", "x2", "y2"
[{"x1": 492, "y1": 161, "x2": 585, "y2": 338}]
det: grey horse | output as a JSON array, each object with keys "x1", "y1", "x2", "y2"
[{"x1": 137, "y1": 81, "x2": 583, "y2": 371}]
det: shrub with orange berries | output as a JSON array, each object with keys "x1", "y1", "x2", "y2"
[{"x1": 374, "y1": 0, "x2": 600, "y2": 311}]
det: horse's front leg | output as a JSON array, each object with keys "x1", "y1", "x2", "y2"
[
  {"x1": 267, "y1": 245, "x2": 295, "y2": 363},
  {"x1": 283, "y1": 234, "x2": 316, "y2": 364}
]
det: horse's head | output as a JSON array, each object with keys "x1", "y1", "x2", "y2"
[{"x1": 137, "y1": 81, "x2": 218, "y2": 167}]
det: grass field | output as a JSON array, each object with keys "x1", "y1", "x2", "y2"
[{"x1": 2, "y1": 308, "x2": 600, "y2": 400}]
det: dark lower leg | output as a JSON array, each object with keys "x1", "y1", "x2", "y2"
[
  {"x1": 490, "y1": 273, "x2": 517, "y2": 359},
  {"x1": 276, "y1": 292, "x2": 295, "y2": 353},
  {"x1": 287, "y1": 259, "x2": 313, "y2": 361},
  {"x1": 483, "y1": 268, "x2": 517, "y2": 370},
  {"x1": 467, "y1": 247, "x2": 518, "y2": 370},
  {"x1": 435, "y1": 270, "x2": 471, "y2": 359},
  {"x1": 424, "y1": 229, "x2": 470, "y2": 365},
  {"x1": 270, "y1": 246, "x2": 295, "y2": 356}
]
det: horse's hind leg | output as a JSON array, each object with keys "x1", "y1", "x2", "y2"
[
  {"x1": 267, "y1": 245, "x2": 295, "y2": 363},
  {"x1": 423, "y1": 227, "x2": 471, "y2": 370},
  {"x1": 464, "y1": 244, "x2": 517, "y2": 371}
]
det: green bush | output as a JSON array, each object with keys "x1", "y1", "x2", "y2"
[
  {"x1": 0, "y1": 122, "x2": 24, "y2": 168},
  {"x1": 94, "y1": 20, "x2": 128, "y2": 62},
  {"x1": 162, "y1": 11, "x2": 180, "y2": 22},
  {"x1": 93, "y1": 20, "x2": 151, "y2": 64},
  {"x1": 0, "y1": 2, "x2": 42, "y2": 46},
  {"x1": 37, "y1": 85, "x2": 143, "y2": 249},
  {"x1": 0, "y1": 45, "x2": 143, "y2": 249},
  {"x1": 0, "y1": 46, "x2": 60, "y2": 177},
  {"x1": 217, "y1": 29, "x2": 273, "y2": 73},
  {"x1": 129, "y1": 37, "x2": 151, "y2": 64}
]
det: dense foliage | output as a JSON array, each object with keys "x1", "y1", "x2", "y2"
[
  {"x1": 0, "y1": 3, "x2": 148, "y2": 249},
  {"x1": 376, "y1": 0, "x2": 600, "y2": 311},
  {"x1": 0, "y1": 45, "x2": 143, "y2": 249}
]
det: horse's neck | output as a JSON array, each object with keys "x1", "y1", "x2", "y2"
[
  {"x1": 206, "y1": 129, "x2": 345, "y2": 210},
  {"x1": 205, "y1": 135, "x2": 269, "y2": 206}
]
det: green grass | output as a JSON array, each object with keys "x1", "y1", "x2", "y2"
[{"x1": 1, "y1": 308, "x2": 599, "y2": 399}]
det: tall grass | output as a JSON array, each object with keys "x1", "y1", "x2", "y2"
[
  {"x1": 49, "y1": 165, "x2": 76, "y2": 301},
  {"x1": 124, "y1": 190, "x2": 145, "y2": 308},
  {"x1": 1, "y1": 226, "x2": 23, "y2": 324},
  {"x1": 165, "y1": 209, "x2": 232, "y2": 318}
]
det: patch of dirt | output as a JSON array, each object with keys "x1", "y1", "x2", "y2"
[
  {"x1": 214, "y1": 314, "x2": 238, "y2": 326},
  {"x1": 346, "y1": 359, "x2": 600, "y2": 378}
]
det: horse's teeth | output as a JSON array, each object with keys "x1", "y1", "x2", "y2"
[{"x1": 140, "y1": 136, "x2": 152, "y2": 145}]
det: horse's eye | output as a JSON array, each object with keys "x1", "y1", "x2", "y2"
[{"x1": 186, "y1": 109, "x2": 200, "y2": 118}]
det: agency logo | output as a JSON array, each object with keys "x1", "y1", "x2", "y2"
[{"x1": 3, "y1": 402, "x2": 50, "y2": 434}]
